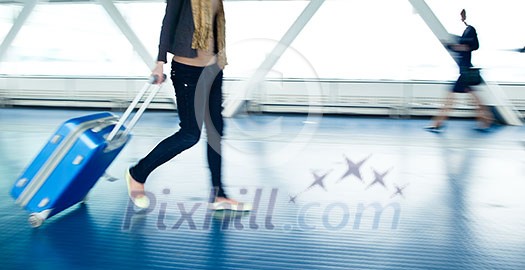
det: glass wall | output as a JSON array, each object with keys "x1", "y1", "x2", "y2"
[
  {"x1": 0, "y1": 0, "x2": 524, "y2": 82},
  {"x1": 0, "y1": 2, "x2": 159, "y2": 76}
]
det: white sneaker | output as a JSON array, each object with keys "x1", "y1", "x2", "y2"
[
  {"x1": 209, "y1": 201, "x2": 253, "y2": 211},
  {"x1": 125, "y1": 169, "x2": 150, "y2": 209}
]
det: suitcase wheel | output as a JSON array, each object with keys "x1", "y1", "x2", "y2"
[{"x1": 28, "y1": 213, "x2": 45, "y2": 228}]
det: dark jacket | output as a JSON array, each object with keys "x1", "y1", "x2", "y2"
[
  {"x1": 456, "y1": 25, "x2": 479, "y2": 68},
  {"x1": 157, "y1": 0, "x2": 197, "y2": 63}
]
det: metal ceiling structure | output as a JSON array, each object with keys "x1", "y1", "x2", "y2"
[{"x1": 222, "y1": 0, "x2": 324, "y2": 117}]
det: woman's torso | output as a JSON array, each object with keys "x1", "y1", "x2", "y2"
[{"x1": 173, "y1": 0, "x2": 219, "y2": 67}]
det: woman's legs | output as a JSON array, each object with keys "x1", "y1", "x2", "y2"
[
  {"x1": 128, "y1": 62, "x2": 239, "y2": 205},
  {"x1": 431, "y1": 92, "x2": 456, "y2": 128},
  {"x1": 197, "y1": 65, "x2": 245, "y2": 207},
  {"x1": 428, "y1": 76, "x2": 464, "y2": 130},
  {"x1": 469, "y1": 90, "x2": 493, "y2": 128},
  {"x1": 428, "y1": 84, "x2": 493, "y2": 131},
  {"x1": 128, "y1": 62, "x2": 205, "y2": 193},
  {"x1": 201, "y1": 66, "x2": 226, "y2": 198}
]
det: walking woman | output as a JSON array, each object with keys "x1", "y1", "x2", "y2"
[
  {"x1": 126, "y1": 0, "x2": 249, "y2": 211},
  {"x1": 425, "y1": 9, "x2": 493, "y2": 133}
]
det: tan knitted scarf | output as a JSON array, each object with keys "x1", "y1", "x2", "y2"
[{"x1": 190, "y1": 0, "x2": 227, "y2": 68}]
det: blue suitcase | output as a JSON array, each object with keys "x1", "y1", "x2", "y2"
[{"x1": 10, "y1": 78, "x2": 163, "y2": 227}]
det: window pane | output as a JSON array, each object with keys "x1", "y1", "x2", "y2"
[
  {"x1": 225, "y1": 0, "x2": 525, "y2": 82},
  {"x1": 223, "y1": 0, "x2": 308, "y2": 78},
  {"x1": 272, "y1": 0, "x2": 457, "y2": 81},
  {"x1": 2, "y1": 3, "x2": 149, "y2": 76},
  {"x1": 0, "y1": 5, "x2": 21, "y2": 43}
]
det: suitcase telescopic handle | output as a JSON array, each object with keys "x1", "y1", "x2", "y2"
[{"x1": 106, "y1": 74, "x2": 166, "y2": 142}]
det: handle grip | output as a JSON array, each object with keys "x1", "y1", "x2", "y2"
[{"x1": 150, "y1": 74, "x2": 167, "y2": 84}]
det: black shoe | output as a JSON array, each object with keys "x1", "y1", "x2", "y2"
[{"x1": 424, "y1": 125, "x2": 444, "y2": 134}]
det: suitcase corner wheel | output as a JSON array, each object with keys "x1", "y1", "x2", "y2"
[
  {"x1": 27, "y1": 195, "x2": 88, "y2": 228},
  {"x1": 28, "y1": 209, "x2": 51, "y2": 228}
]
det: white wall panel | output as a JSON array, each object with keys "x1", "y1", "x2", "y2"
[{"x1": 1, "y1": 76, "x2": 523, "y2": 118}]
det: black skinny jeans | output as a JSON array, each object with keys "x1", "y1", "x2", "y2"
[{"x1": 130, "y1": 60, "x2": 226, "y2": 198}]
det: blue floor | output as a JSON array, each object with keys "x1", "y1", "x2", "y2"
[{"x1": 1, "y1": 107, "x2": 525, "y2": 270}]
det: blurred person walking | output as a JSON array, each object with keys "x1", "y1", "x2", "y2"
[{"x1": 425, "y1": 9, "x2": 493, "y2": 133}]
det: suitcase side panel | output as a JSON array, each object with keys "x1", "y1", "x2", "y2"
[
  {"x1": 53, "y1": 137, "x2": 127, "y2": 217},
  {"x1": 13, "y1": 113, "x2": 118, "y2": 207},
  {"x1": 10, "y1": 124, "x2": 71, "y2": 199},
  {"x1": 24, "y1": 125, "x2": 128, "y2": 217},
  {"x1": 24, "y1": 134, "x2": 104, "y2": 215}
]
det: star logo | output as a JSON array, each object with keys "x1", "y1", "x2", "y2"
[
  {"x1": 307, "y1": 170, "x2": 332, "y2": 191},
  {"x1": 338, "y1": 154, "x2": 371, "y2": 183},
  {"x1": 290, "y1": 154, "x2": 405, "y2": 202},
  {"x1": 391, "y1": 183, "x2": 409, "y2": 198},
  {"x1": 288, "y1": 170, "x2": 332, "y2": 203},
  {"x1": 288, "y1": 195, "x2": 298, "y2": 204},
  {"x1": 366, "y1": 168, "x2": 391, "y2": 189}
]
